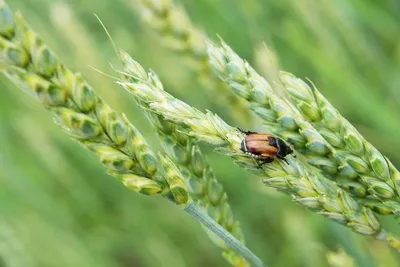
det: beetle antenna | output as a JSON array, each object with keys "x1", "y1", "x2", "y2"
[
  {"x1": 236, "y1": 127, "x2": 256, "y2": 135},
  {"x1": 259, "y1": 161, "x2": 268, "y2": 168},
  {"x1": 236, "y1": 127, "x2": 246, "y2": 134}
]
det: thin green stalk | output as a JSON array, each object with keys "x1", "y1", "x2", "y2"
[
  {"x1": 116, "y1": 53, "x2": 400, "y2": 251},
  {"x1": 0, "y1": 2, "x2": 263, "y2": 265},
  {"x1": 119, "y1": 51, "x2": 249, "y2": 266},
  {"x1": 136, "y1": 0, "x2": 250, "y2": 124},
  {"x1": 206, "y1": 40, "x2": 399, "y2": 217},
  {"x1": 184, "y1": 201, "x2": 265, "y2": 267}
]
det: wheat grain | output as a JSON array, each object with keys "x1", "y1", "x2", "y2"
[
  {"x1": 119, "y1": 51, "x2": 248, "y2": 266},
  {"x1": 116, "y1": 52, "x2": 400, "y2": 250}
]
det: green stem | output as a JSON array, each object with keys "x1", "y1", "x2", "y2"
[{"x1": 183, "y1": 201, "x2": 266, "y2": 267}]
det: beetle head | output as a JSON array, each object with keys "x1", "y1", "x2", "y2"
[{"x1": 276, "y1": 138, "x2": 295, "y2": 158}]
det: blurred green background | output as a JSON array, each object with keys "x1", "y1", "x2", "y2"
[{"x1": 1, "y1": 0, "x2": 400, "y2": 266}]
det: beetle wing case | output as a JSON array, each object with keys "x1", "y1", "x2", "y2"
[
  {"x1": 243, "y1": 134, "x2": 278, "y2": 158},
  {"x1": 239, "y1": 129, "x2": 295, "y2": 165}
]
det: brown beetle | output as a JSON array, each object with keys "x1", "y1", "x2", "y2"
[{"x1": 239, "y1": 129, "x2": 295, "y2": 166}]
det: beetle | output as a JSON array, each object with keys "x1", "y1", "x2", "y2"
[{"x1": 238, "y1": 129, "x2": 295, "y2": 166}]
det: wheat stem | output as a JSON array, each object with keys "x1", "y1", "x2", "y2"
[
  {"x1": 184, "y1": 201, "x2": 265, "y2": 267},
  {"x1": 116, "y1": 52, "x2": 400, "y2": 251}
]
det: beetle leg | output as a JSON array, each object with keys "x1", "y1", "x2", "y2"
[
  {"x1": 255, "y1": 160, "x2": 262, "y2": 169},
  {"x1": 257, "y1": 157, "x2": 274, "y2": 168},
  {"x1": 278, "y1": 156, "x2": 289, "y2": 165}
]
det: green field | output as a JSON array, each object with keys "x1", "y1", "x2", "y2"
[{"x1": 1, "y1": 0, "x2": 400, "y2": 266}]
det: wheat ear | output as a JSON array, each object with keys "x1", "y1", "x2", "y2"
[
  {"x1": 116, "y1": 52, "x2": 400, "y2": 251},
  {"x1": 280, "y1": 72, "x2": 400, "y2": 218},
  {"x1": 205, "y1": 40, "x2": 399, "y2": 217},
  {"x1": 136, "y1": 0, "x2": 250, "y2": 124},
  {"x1": 0, "y1": 3, "x2": 191, "y2": 202},
  {"x1": 118, "y1": 51, "x2": 248, "y2": 266}
]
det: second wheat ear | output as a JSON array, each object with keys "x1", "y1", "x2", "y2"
[
  {"x1": 206, "y1": 40, "x2": 400, "y2": 220},
  {"x1": 280, "y1": 72, "x2": 400, "y2": 218}
]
